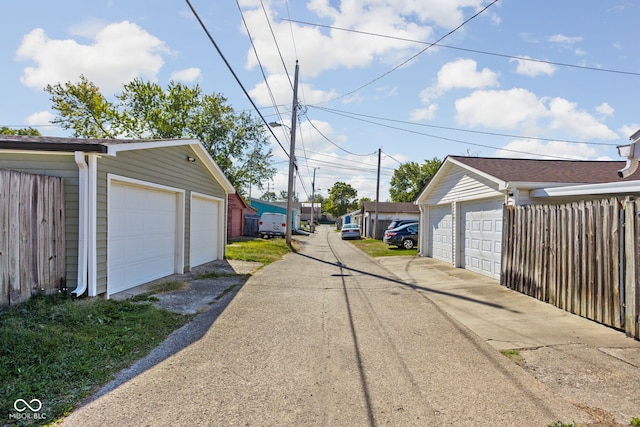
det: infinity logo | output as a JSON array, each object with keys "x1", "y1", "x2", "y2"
[{"x1": 14, "y1": 399, "x2": 42, "y2": 412}]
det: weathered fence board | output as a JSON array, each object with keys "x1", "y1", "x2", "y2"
[
  {"x1": 0, "y1": 169, "x2": 65, "y2": 305},
  {"x1": 501, "y1": 198, "x2": 628, "y2": 333}
]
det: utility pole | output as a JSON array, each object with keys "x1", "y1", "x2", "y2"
[
  {"x1": 374, "y1": 148, "x2": 381, "y2": 239},
  {"x1": 285, "y1": 61, "x2": 299, "y2": 246},
  {"x1": 311, "y1": 167, "x2": 318, "y2": 232}
]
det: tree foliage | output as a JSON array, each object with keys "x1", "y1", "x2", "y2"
[
  {"x1": 389, "y1": 157, "x2": 442, "y2": 202},
  {"x1": 45, "y1": 76, "x2": 276, "y2": 195},
  {"x1": 324, "y1": 181, "x2": 358, "y2": 217},
  {"x1": 1, "y1": 127, "x2": 42, "y2": 136}
]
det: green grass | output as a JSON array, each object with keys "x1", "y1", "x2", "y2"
[
  {"x1": 349, "y1": 238, "x2": 419, "y2": 257},
  {"x1": 0, "y1": 238, "x2": 293, "y2": 425},
  {"x1": 226, "y1": 237, "x2": 295, "y2": 264},
  {"x1": 0, "y1": 293, "x2": 192, "y2": 425},
  {"x1": 500, "y1": 349, "x2": 524, "y2": 365}
]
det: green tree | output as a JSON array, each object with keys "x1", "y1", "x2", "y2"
[
  {"x1": 260, "y1": 191, "x2": 277, "y2": 202},
  {"x1": 324, "y1": 182, "x2": 358, "y2": 217},
  {"x1": 45, "y1": 76, "x2": 276, "y2": 196},
  {"x1": 358, "y1": 197, "x2": 371, "y2": 209},
  {"x1": 389, "y1": 157, "x2": 442, "y2": 202},
  {"x1": 1, "y1": 127, "x2": 42, "y2": 136}
]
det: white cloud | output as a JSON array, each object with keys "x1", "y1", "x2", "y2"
[
  {"x1": 16, "y1": 21, "x2": 171, "y2": 94},
  {"x1": 455, "y1": 89, "x2": 618, "y2": 141},
  {"x1": 455, "y1": 88, "x2": 547, "y2": 129},
  {"x1": 26, "y1": 110, "x2": 55, "y2": 126},
  {"x1": 420, "y1": 58, "x2": 498, "y2": 102},
  {"x1": 511, "y1": 56, "x2": 556, "y2": 77},
  {"x1": 249, "y1": 74, "x2": 337, "y2": 107},
  {"x1": 548, "y1": 34, "x2": 583, "y2": 45},
  {"x1": 495, "y1": 139, "x2": 598, "y2": 160},
  {"x1": 619, "y1": 124, "x2": 640, "y2": 139},
  {"x1": 241, "y1": 0, "x2": 490, "y2": 80},
  {"x1": 548, "y1": 98, "x2": 618, "y2": 140},
  {"x1": 596, "y1": 102, "x2": 614, "y2": 117},
  {"x1": 410, "y1": 104, "x2": 438, "y2": 121},
  {"x1": 170, "y1": 67, "x2": 201, "y2": 83}
]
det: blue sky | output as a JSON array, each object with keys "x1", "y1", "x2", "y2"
[{"x1": 2, "y1": 0, "x2": 639, "y2": 201}]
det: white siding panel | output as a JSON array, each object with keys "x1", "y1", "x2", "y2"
[{"x1": 421, "y1": 167, "x2": 503, "y2": 205}]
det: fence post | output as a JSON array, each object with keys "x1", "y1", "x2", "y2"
[{"x1": 624, "y1": 198, "x2": 639, "y2": 338}]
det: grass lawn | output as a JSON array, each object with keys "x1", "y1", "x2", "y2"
[
  {"x1": 0, "y1": 237, "x2": 294, "y2": 426},
  {"x1": 349, "y1": 238, "x2": 419, "y2": 257},
  {"x1": 226, "y1": 236, "x2": 295, "y2": 264},
  {"x1": 0, "y1": 294, "x2": 193, "y2": 425}
]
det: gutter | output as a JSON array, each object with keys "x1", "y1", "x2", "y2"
[{"x1": 617, "y1": 137, "x2": 640, "y2": 178}]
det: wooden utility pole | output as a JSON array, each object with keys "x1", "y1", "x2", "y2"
[{"x1": 285, "y1": 61, "x2": 299, "y2": 246}]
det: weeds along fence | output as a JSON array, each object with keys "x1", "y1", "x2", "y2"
[
  {"x1": 0, "y1": 169, "x2": 66, "y2": 306},
  {"x1": 502, "y1": 198, "x2": 639, "y2": 339}
]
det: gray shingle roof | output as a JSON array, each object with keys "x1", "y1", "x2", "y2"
[{"x1": 450, "y1": 156, "x2": 640, "y2": 184}]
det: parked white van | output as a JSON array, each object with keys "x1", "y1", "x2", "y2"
[{"x1": 258, "y1": 212, "x2": 287, "y2": 238}]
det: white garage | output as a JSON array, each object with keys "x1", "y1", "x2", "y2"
[
  {"x1": 428, "y1": 204, "x2": 453, "y2": 263},
  {"x1": 460, "y1": 199, "x2": 503, "y2": 280},
  {"x1": 108, "y1": 179, "x2": 183, "y2": 294},
  {"x1": 190, "y1": 193, "x2": 222, "y2": 267},
  {"x1": 416, "y1": 156, "x2": 514, "y2": 281}
]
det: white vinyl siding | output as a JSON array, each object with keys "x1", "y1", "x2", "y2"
[{"x1": 420, "y1": 165, "x2": 503, "y2": 205}]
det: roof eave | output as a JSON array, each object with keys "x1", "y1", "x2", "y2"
[{"x1": 531, "y1": 180, "x2": 640, "y2": 198}]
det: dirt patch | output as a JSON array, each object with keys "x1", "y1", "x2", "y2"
[{"x1": 518, "y1": 344, "x2": 640, "y2": 426}]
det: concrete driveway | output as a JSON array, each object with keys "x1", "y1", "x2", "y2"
[{"x1": 61, "y1": 225, "x2": 636, "y2": 426}]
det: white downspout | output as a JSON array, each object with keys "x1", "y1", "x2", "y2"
[
  {"x1": 72, "y1": 152, "x2": 88, "y2": 296},
  {"x1": 418, "y1": 204, "x2": 426, "y2": 257},
  {"x1": 87, "y1": 154, "x2": 98, "y2": 296}
]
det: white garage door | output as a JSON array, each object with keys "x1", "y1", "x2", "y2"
[
  {"x1": 109, "y1": 181, "x2": 179, "y2": 294},
  {"x1": 429, "y1": 205, "x2": 453, "y2": 263},
  {"x1": 190, "y1": 195, "x2": 220, "y2": 267},
  {"x1": 461, "y1": 199, "x2": 503, "y2": 280}
]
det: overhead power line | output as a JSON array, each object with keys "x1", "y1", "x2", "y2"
[
  {"x1": 309, "y1": 105, "x2": 582, "y2": 160},
  {"x1": 318, "y1": 0, "x2": 500, "y2": 103},
  {"x1": 283, "y1": 19, "x2": 640, "y2": 78},
  {"x1": 309, "y1": 105, "x2": 619, "y2": 147},
  {"x1": 184, "y1": 0, "x2": 290, "y2": 158}
]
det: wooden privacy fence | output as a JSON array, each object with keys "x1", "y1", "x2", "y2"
[
  {"x1": 502, "y1": 198, "x2": 639, "y2": 339},
  {"x1": 0, "y1": 169, "x2": 66, "y2": 306}
]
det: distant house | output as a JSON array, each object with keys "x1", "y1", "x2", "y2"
[
  {"x1": 415, "y1": 155, "x2": 640, "y2": 280},
  {"x1": 0, "y1": 135, "x2": 234, "y2": 299},
  {"x1": 249, "y1": 198, "x2": 301, "y2": 231},
  {"x1": 361, "y1": 202, "x2": 420, "y2": 239},
  {"x1": 227, "y1": 192, "x2": 257, "y2": 238}
]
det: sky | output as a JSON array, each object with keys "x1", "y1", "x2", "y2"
[{"x1": 2, "y1": 0, "x2": 640, "y2": 202}]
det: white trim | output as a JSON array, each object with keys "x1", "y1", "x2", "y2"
[
  {"x1": 106, "y1": 139, "x2": 235, "y2": 194},
  {"x1": 106, "y1": 174, "x2": 186, "y2": 298},
  {"x1": 105, "y1": 139, "x2": 201, "y2": 154},
  {"x1": 531, "y1": 180, "x2": 640, "y2": 198}
]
